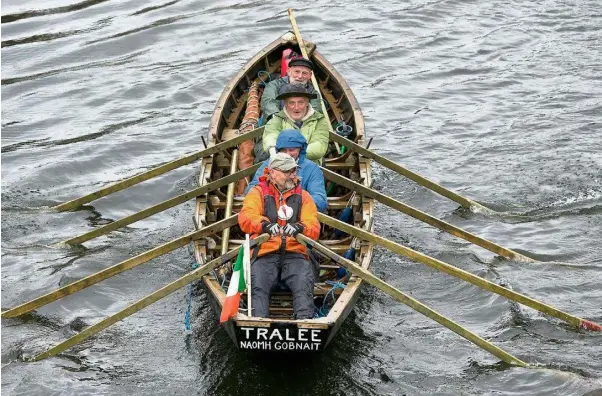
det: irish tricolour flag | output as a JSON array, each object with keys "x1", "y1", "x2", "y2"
[{"x1": 219, "y1": 236, "x2": 251, "y2": 323}]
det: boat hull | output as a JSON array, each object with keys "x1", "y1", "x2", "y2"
[{"x1": 195, "y1": 31, "x2": 373, "y2": 353}]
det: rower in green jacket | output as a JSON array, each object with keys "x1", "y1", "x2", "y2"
[{"x1": 258, "y1": 83, "x2": 329, "y2": 164}]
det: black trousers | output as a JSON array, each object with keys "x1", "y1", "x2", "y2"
[{"x1": 251, "y1": 252, "x2": 315, "y2": 319}]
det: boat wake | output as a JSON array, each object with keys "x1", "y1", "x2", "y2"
[
  {"x1": 0, "y1": 205, "x2": 58, "y2": 214},
  {"x1": 470, "y1": 188, "x2": 602, "y2": 224}
]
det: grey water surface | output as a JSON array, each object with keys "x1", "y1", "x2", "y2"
[{"x1": 2, "y1": 0, "x2": 601, "y2": 395}]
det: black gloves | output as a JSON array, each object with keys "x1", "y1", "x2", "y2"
[
  {"x1": 262, "y1": 222, "x2": 304, "y2": 237},
  {"x1": 283, "y1": 223, "x2": 304, "y2": 237},
  {"x1": 262, "y1": 222, "x2": 281, "y2": 235}
]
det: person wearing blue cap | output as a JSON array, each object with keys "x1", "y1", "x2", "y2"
[{"x1": 245, "y1": 129, "x2": 327, "y2": 213}]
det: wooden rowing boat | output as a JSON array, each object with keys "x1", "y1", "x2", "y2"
[
  {"x1": 193, "y1": 31, "x2": 373, "y2": 352},
  {"x1": 4, "y1": 15, "x2": 598, "y2": 364}
]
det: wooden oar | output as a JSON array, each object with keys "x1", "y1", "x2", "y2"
[
  {"x1": 221, "y1": 150, "x2": 239, "y2": 255},
  {"x1": 61, "y1": 164, "x2": 260, "y2": 246},
  {"x1": 287, "y1": 9, "x2": 338, "y2": 151},
  {"x1": 1, "y1": 216, "x2": 238, "y2": 319},
  {"x1": 295, "y1": 234, "x2": 527, "y2": 367},
  {"x1": 53, "y1": 127, "x2": 264, "y2": 212},
  {"x1": 320, "y1": 167, "x2": 534, "y2": 262},
  {"x1": 31, "y1": 233, "x2": 271, "y2": 361},
  {"x1": 319, "y1": 214, "x2": 602, "y2": 332},
  {"x1": 328, "y1": 131, "x2": 490, "y2": 212}
]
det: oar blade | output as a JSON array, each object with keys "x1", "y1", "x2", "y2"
[
  {"x1": 326, "y1": 131, "x2": 482, "y2": 210},
  {"x1": 320, "y1": 166, "x2": 535, "y2": 263}
]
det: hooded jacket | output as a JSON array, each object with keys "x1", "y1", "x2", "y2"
[
  {"x1": 238, "y1": 174, "x2": 321, "y2": 258},
  {"x1": 245, "y1": 129, "x2": 328, "y2": 212},
  {"x1": 263, "y1": 108, "x2": 329, "y2": 162},
  {"x1": 260, "y1": 77, "x2": 322, "y2": 124}
]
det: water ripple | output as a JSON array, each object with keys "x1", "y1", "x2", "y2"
[
  {"x1": 1, "y1": 0, "x2": 111, "y2": 24},
  {"x1": 2, "y1": 1, "x2": 602, "y2": 395}
]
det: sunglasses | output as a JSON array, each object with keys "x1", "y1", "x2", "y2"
[{"x1": 275, "y1": 167, "x2": 298, "y2": 176}]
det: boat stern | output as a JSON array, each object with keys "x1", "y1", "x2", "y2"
[{"x1": 231, "y1": 318, "x2": 333, "y2": 352}]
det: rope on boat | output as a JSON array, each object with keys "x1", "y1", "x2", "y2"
[
  {"x1": 183, "y1": 261, "x2": 199, "y2": 334},
  {"x1": 236, "y1": 79, "x2": 263, "y2": 195},
  {"x1": 257, "y1": 70, "x2": 271, "y2": 87},
  {"x1": 315, "y1": 280, "x2": 346, "y2": 317}
]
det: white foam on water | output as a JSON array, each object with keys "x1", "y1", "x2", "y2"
[{"x1": 548, "y1": 189, "x2": 602, "y2": 208}]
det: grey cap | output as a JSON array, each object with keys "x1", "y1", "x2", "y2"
[{"x1": 268, "y1": 152, "x2": 298, "y2": 171}]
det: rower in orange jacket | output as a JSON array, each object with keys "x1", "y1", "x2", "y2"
[{"x1": 238, "y1": 152, "x2": 320, "y2": 319}]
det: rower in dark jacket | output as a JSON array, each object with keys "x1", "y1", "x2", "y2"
[{"x1": 260, "y1": 57, "x2": 322, "y2": 124}]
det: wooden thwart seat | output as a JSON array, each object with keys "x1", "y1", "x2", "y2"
[{"x1": 265, "y1": 283, "x2": 344, "y2": 318}]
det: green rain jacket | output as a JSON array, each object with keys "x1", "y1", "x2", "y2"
[{"x1": 262, "y1": 109, "x2": 329, "y2": 162}]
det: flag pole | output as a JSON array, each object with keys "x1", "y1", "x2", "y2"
[{"x1": 245, "y1": 234, "x2": 252, "y2": 316}]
